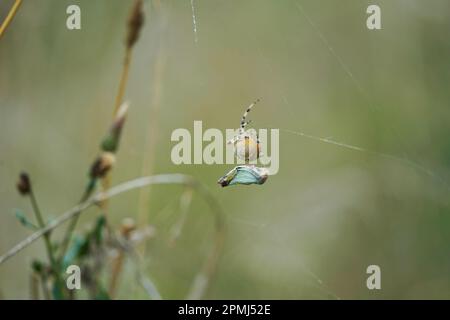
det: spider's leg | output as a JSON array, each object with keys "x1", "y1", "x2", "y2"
[
  {"x1": 227, "y1": 133, "x2": 241, "y2": 145},
  {"x1": 240, "y1": 98, "x2": 260, "y2": 131},
  {"x1": 244, "y1": 135, "x2": 250, "y2": 164},
  {"x1": 256, "y1": 132, "x2": 261, "y2": 159}
]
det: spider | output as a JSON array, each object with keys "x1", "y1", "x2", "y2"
[{"x1": 227, "y1": 99, "x2": 262, "y2": 164}]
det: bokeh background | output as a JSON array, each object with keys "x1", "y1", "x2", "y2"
[{"x1": 1, "y1": 0, "x2": 450, "y2": 299}]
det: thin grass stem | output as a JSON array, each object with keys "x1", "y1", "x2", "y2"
[{"x1": 0, "y1": 0, "x2": 22, "y2": 39}]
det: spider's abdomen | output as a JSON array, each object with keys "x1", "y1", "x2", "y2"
[{"x1": 234, "y1": 135, "x2": 260, "y2": 162}]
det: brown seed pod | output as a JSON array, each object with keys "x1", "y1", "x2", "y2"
[
  {"x1": 90, "y1": 152, "x2": 116, "y2": 179},
  {"x1": 126, "y1": 0, "x2": 144, "y2": 49},
  {"x1": 17, "y1": 172, "x2": 31, "y2": 196}
]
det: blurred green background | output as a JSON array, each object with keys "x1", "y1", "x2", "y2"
[{"x1": 1, "y1": 0, "x2": 450, "y2": 299}]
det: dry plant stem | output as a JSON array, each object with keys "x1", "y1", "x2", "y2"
[
  {"x1": 101, "y1": 37, "x2": 132, "y2": 215},
  {"x1": 0, "y1": 0, "x2": 22, "y2": 39},
  {"x1": 99, "y1": 174, "x2": 111, "y2": 213},
  {"x1": 109, "y1": 222, "x2": 133, "y2": 297},
  {"x1": 0, "y1": 174, "x2": 226, "y2": 267},
  {"x1": 113, "y1": 48, "x2": 132, "y2": 117},
  {"x1": 59, "y1": 57, "x2": 131, "y2": 257},
  {"x1": 2, "y1": 174, "x2": 225, "y2": 299},
  {"x1": 136, "y1": 272, "x2": 161, "y2": 299},
  {"x1": 103, "y1": 0, "x2": 143, "y2": 217},
  {"x1": 60, "y1": 0, "x2": 142, "y2": 259}
]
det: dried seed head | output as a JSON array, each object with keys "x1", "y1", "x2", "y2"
[
  {"x1": 90, "y1": 152, "x2": 116, "y2": 179},
  {"x1": 126, "y1": 0, "x2": 144, "y2": 49},
  {"x1": 17, "y1": 172, "x2": 31, "y2": 195}
]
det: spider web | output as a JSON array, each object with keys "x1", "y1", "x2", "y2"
[{"x1": 185, "y1": 0, "x2": 449, "y2": 300}]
